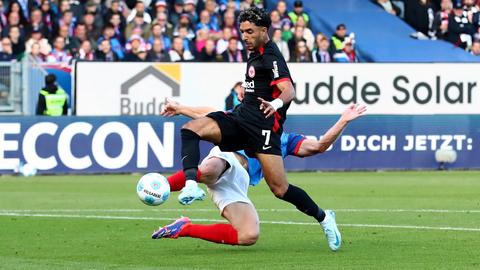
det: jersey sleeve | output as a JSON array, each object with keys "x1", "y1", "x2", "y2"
[
  {"x1": 263, "y1": 53, "x2": 291, "y2": 86},
  {"x1": 285, "y1": 133, "x2": 307, "y2": 156}
]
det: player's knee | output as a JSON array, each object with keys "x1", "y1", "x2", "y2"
[
  {"x1": 181, "y1": 121, "x2": 198, "y2": 132},
  {"x1": 199, "y1": 162, "x2": 222, "y2": 184},
  {"x1": 270, "y1": 184, "x2": 288, "y2": 198},
  {"x1": 238, "y1": 228, "x2": 259, "y2": 246}
]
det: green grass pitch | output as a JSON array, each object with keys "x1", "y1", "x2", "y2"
[{"x1": 1, "y1": 171, "x2": 480, "y2": 270}]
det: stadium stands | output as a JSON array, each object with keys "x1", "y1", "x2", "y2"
[{"x1": 268, "y1": 0, "x2": 480, "y2": 62}]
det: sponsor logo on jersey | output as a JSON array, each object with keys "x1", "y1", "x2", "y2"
[
  {"x1": 242, "y1": 80, "x2": 255, "y2": 92},
  {"x1": 248, "y1": 66, "x2": 255, "y2": 78},
  {"x1": 273, "y1": 61, "x2": 279, "y2": 79}
]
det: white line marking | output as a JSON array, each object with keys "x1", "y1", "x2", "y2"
[
  {"x1": 1, "y1": 208, "x2": 479, "y2": 213},
  {"x1": 1, "y1": 212, "x2": 480, "y2": 232}
]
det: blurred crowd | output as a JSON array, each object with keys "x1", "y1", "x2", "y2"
[
  {"x1": 0, "y1": 0, "x2": 359, "y2": 64},
  {"x1": 375, "y1": 0, "x2": 480, "y2": 56}
]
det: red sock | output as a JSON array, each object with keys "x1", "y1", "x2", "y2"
[
  {"x1": 167, "y1": 170, "x2": 202, "y2": 192},
  {"x1": 179, "y1": 223, "x2": 239, "y2": 245}
]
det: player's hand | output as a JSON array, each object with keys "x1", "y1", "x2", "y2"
[
  {"x1": 237, "y1": 86, "x2": 245, "y2": 102},
  {"x1": 340, "y1": 104, "x2": 367, "y2": 123},
  {"x1": 258, "y1": 97, "x2": 276, "y2": 118},
  {"x1": 161, "y1": 97, "x2": 180, "y2": 117}
]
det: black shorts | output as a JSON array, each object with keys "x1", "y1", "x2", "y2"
[{"x1": 207, "y1": 107, "x2": 282, "y2": 157}]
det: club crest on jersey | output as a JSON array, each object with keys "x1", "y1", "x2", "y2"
[{"x1": 248, "y1": 66, "x2": 255, "y2": 78}]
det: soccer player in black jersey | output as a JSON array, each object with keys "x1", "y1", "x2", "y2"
[{"x1": 178, "y1": 7, "x2": 341, "y2": 250}]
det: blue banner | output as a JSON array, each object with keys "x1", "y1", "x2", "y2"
[{"x1": 0, "y1": 115, "x2": 478, "y2": 174}]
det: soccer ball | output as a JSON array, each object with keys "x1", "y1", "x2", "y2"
[{"x1": 136, "y1": 173, "x2": 170, "y2": 206}]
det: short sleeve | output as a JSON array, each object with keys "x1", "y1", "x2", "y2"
[
  {"x1": 285, "y1": 133, "x2": 307, "y2": 156},
  {"x1": 263, "y1": 53, "x2": 291, "y2": 86}
]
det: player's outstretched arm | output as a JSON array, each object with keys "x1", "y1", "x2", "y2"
[
  {"x1": 296, "y1": 104, "x2": 367, "y2": 157},
  {"x1": 161, "y1": 98, "x2": 216, "y2": 119}
]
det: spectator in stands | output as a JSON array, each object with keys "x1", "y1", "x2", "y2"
[
  {"x1": 9, "y1": 26, "x2": 25, "y2": 59},
  {"x1": 288, "y1": 0, "x2": 310, "y2": 26},
  {"x1": 196, "y1": 9, "x2": 217, "y2": 32},
  {"x1": 147, "y1": 38, "x2": 171, "y2": 61},
  {"x1": 0, "y1": 37, "x2": 15, "y2": 61},
  {"x1": 312, "y1": 34, "x2": 332, "y2": 63},
  {"x1": 149, "y1": 23, "x2": 171, "y2": 50},
  {"x1": 125, "y1": 34, "x2": 148, "y2": 61},
  {"x1": 222, "y1": 36, "x2": 247, "y2": 62},
  {"x1": 197, "y1": 38, "x2": 218, "y2": 62},
  {"x1": 177, "y1": 25, "x2": 195, "y2": 52},
  {"x1": 270, "y1": 10, "x2": 282, "y2": 31},
  {"x1": 169, "y1": 36, "x2": 195, "y2": 62},
  {"x1": 295, "y1": 16, "x2": 314, "y2": 50},
  {"x1": 105, "y1": 0, "x2": 126, "y2": 29},
  {"x1": 272, "y1": 28, "x2": 290, "y2": 61},
  {"x1": 127, "y1": 0, "x2": 152, "y2": 24},
  {"x1": 83, "y1": 12, "x2": 102, "y2": 41},
  {"x1": 152, "y1": 12, "x2": 174, "y2": 40},
  {"x1": 47, "y1": 36, "x2": 72, "y2": 64},
  {"x1": 169, "y1": 0, "x2": 185, "y2": 27},
  {"x1": 70, "y1": 23, "x2": 90, "y2": 55},
  {"x1": 183, "y1": 0, "x2": 198, "y2": 23},
  {"x1": 76, "y1": 40, "x2": 95, "y2": 61},
  {"x1": 173, "y1": 13, "x2": 195, "y2": 40},
  {"x1": 29, "y1": 42, "x2": 45, "y2": 62},
  {"x1": 95, "y1": 38, "x2": 119, "y2": 61},
  {"x1": 374, "y1": 0, "x2": 402, "y2": 16},
  {"x1": 57, "y1": 25, "x2": 74, "y2": 54},
  {"x1": 433, "y1": 0, "x2": 452, "y2": 40},
  {"x1": 288, "y1": 25, "x2": 306, "y2": 60},
  {"x1": 36, "y1": 74, "x2": 68, "y2": 116},
  {"x1": 281, "y1": 19, "x2": 293, "y2": 42},
  {"x1": 7, "y1": 1, "x2": 28, "y2": 27},
  {"x1": 25, "y1": 28, "x2": 52, "y2": 57},
  {"x1": 40, "y1": 0, "x2": 58, "y2": 40},
  {"x1": 2, "y1": 11, "x2": 23, "y2": 38},
  {"x1": 110, "y1": 13, "x2": 126, "y2": 46},
  {"x1": 26, "y1": 8, "x2": 48, "y2": 38},
  {"x1": 85, "y1": 1, "x2": 104, "y2": 31},
  {"x1": 222, "y1": 10, "x2": 239, "y2": 38},
  {"x1": 225, "y1": 81, "x2": 243, "y2": 110},
  {"x1": 195, "y1": 28, "x2": 209, "y2": 54},
  {"x1": 98, "y1": 23, "x2": 125, "y2": 59},
  {"x1": 126, "y1": 12, "x2": 151, "y2": 40},
  {"x1": 471, "y1": 40, "x2": 480, "y2": 55},
  {"x1": 333, "y1": 36, "x2": 358, "y2": 62},
  {"x1": 276, "y1": 0, "x2": 290, "y2": 21},
  {"x1": 293, "y1": 39, "x2": 311, "y2": 62},
  {"x1": 447, "y1": 0, "x2": 475, "y2": 49},
  {"x1": 168, "y1": 37, "x2": 195, "y2": 62},
  {"x1": 404, "y1": 0, "x2": 436, "y2": 39},
  {"x1": 330, "y1": 23, "x2": 347, "y2": 53},
  {"x1": 153, "y1": 0, "x2": 168, "y2": 18},
  {"x1": 204, "y1": 0, "x2": 221, "y2": 31},
  {"x1": 59, "y1": 10, "x2": 76, "y2": 37}
]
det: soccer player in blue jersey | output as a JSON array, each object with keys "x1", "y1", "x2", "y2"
[{"x1": 152, "y1": 98, "x2": 366, "y2": 250}]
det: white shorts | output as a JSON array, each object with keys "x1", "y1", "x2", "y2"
[{"x1": 201, "y1": 147, "x2": 253, "y2": 213}]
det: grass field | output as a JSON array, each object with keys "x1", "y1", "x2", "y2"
[{"x1": 1, "y1": 171, "x2": 480, "y2": 270}]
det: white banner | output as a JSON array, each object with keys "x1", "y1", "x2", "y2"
[{"x1": 75, "y1": 62, "x2": 480, "y2": 115}]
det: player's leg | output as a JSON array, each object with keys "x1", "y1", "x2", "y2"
[
  {"x1": 167, "y1": 157, "x2": 227, "y2": 191},
  {"x1": 221, "y1": 202, "x2": 259, "y2": 245},
  {"x1": 151, "y1": 202, "x2": 258, "y2": 246},
  {"x1": 256, "y1": 153, "x2": 341, "y2": 251},
  {"x1": 180, "y1": 117, "x2": 222, "y2": 183},
  {"x1": 256, "y1": 153, "x2": 325, "y2": 220}
]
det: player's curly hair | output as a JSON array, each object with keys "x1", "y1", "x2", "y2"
[{"x1": 238, "y1": 7, "x2": 271, "y2": 28}]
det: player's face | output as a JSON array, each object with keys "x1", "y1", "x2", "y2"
[{"x1": 240, "y1": 21, "x2": 267, "y2": 51}]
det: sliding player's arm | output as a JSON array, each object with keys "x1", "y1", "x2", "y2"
[
  {"x1": 161, "y1": 98, "x2": 216, "y2": 119},
  {"x1": 295, "y1": 104, "x2": 367, "y2": 157}
]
